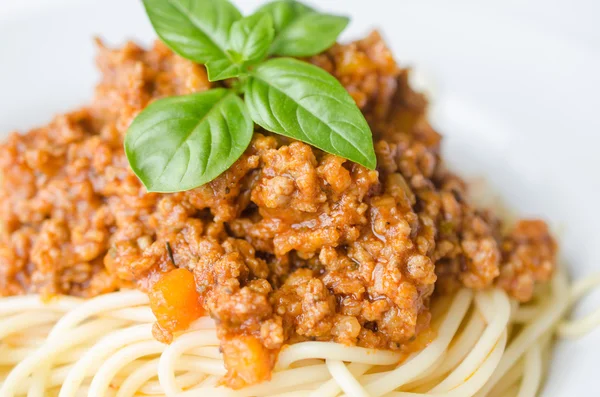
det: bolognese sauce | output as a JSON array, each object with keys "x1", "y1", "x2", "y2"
[{"x1": 0, "y1": 32, "x2": 556, "y2": 388}]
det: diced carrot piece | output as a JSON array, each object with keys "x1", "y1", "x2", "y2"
[{"x1": 149, "y1": 268, "x2": 204, "y2": 333}]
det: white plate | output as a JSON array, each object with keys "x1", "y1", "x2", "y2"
[{"x1": 1, "y1": 0, "x2": 599, "y2": 395}]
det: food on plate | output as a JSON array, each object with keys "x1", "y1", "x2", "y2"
[{"x1": 0, "y1": 1, "x2": 598, "y2": 396}]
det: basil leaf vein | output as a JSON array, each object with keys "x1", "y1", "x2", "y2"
[
  {"x1": 270, "y1": 12, "x2": 349, "y2": 57},
  {"x1": 245, "y1": 58, "x2": 376, "y2": 169},
  {"x1": 125, "y1": 89, "x2": 253, "y2": 192},
  {"x1": 228, "y1": 13, "x2": 275, "y2": 66},
  {"x1": 257, "y1": 1, "x2": 348, "y2": 57},
  {"x1": 255, "y1": 0, "x2": 314, "y2": 32},
  {"x1": 142, "y1": 0, "x2": 243, "y2": 81}
]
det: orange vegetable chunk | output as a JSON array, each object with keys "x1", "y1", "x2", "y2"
[{"x1": 149, "y1": 268, "x2": 204, "y2": 333}]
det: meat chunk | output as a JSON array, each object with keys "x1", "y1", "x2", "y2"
[{"x1": 497, "y1": 220, "x2": 556, "y2": 301}]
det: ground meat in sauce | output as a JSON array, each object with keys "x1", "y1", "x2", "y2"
[{"x1": 0, "y1": 32, "x2": 557, "y2": 388}]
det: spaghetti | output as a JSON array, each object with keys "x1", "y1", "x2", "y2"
[{"x1": 1, "y1": 266, "x2": 597, "y2": 397}]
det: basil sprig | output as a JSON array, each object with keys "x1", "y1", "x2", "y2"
[{"x1": 128, "y1": 0, "x2": 376, "y2": 193}]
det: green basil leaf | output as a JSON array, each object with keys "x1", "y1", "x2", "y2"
[
  {"x1": 255, "y1": 0, "x2": 314, "y2": 32},
  {"x1": 256, "y1": 1, "x2": 348, "y2": 57},
  {"x1": 271, "y1": 12, "x2": 348, "y2": 56},
  {"x1": 125, "y1": 89, "x2": 253, "y2": 192},
  {"x1": 228, "y1": 13, "x2": 275, "y2": 66},
  {"x1": 142, "y1": 0, "x2": 242, "y2": 81},
  {"x1": 205, "y1": 60, "x2": 243, "y2": 82},
  {"x1": 245, "y1": 58, "x2": 376, "y2": 169}
]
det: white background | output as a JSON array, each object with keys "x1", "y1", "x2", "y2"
[{"x1": 1, "y1": 0, "x2": 599, "y2": 395}]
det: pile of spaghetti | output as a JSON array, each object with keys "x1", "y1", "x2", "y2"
[
  {"x1": 0, "y1": 13, "x2": 599, "y2": 397},
  {"x1": 1, "y1": 269, "x2": 599, "y2": 397}
]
